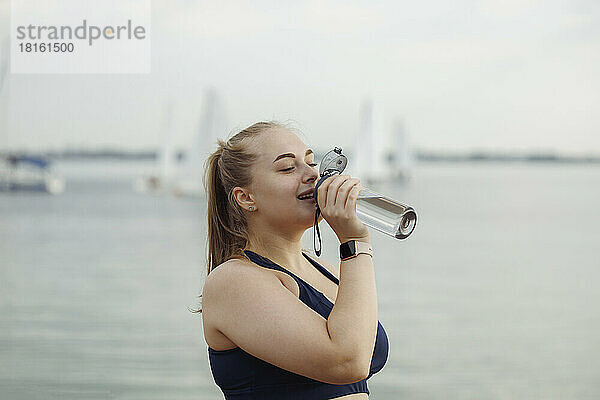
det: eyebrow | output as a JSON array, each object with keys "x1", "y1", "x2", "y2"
[{"x1": 273, "y1": 149, "x2": 314, "y2": 163}]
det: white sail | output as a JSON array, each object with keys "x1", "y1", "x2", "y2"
[
  {"x1": 132, "y1": 100, "x2": 176, "y2": 193},
  {"x1": 353, "y1": 100, "x2": 373, "y2": 180},
  {"x1": 370, "y1": 102, "x2": 389, "y2": 179},
  {"x1": 353, "y1": 99, "x2": 394, "y2": 183},
  {"x1": 174, "y1": 87, "x2": 227, "y2": 197},
  {"x1": 157, "y1": 100, "x2": 175, "y2": 179},
  {"x1": 392, "y1": 119, "x2": 413, "y2": 180},
  {"x1": 133, "y1": 88, "x2": 228, "y2": 197}
]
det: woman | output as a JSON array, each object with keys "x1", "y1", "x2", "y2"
[{"x1": 199, "y1": 121, "x2": 389, "y2": 399}]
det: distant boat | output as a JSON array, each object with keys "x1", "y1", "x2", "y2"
[
  {"x1": 172, "y1": 87, "x2": 227, "y2": 198},
  {"x1": 133, "y1": 100, "x2": 177, "y2": 194},
  {"x1": 0, "y1": 155, "x2": 66, "y2": 194},
  {"x1": 132, "y1": 88, "x2": 228, "y2": 198},
  {"x1": 351, "y1": 99, "x2": 412, "y2": 183},
  {"x1": 390, "y1": 119, "x2": 413, "y2": 180}
]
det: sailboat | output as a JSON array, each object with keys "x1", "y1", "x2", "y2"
[
  {"x1": 350, "y1": 99, "x2": 412, "y2": 183},
  {"x1": 0, "y1": 155, "x2": 66, "y2": 194},
  {"x1": 391, "y1": 119, "x2": 414, "y2": 180},
  {"x1": 0, "y1": 37, "x2": 65, "y2": 194},
  {"x1": 172, "y1": 87, "x2": 227, "y2": 198},
  {"x1": 133, "y1": 88, "x2": 228, "y2": 198},
  {"x1": 132, "y1": 100, "x2": 177, "y2": 194}
]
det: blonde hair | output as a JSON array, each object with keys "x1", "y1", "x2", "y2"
[{"x1": 190, "y1": 121, "x2": 285, "y2": 313}]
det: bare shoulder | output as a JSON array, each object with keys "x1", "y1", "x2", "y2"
[
  {"x1": 203, "y1": 256, "x2": 267, "y2": 294},
  {"x1": 303, "y1": 251, "x2": 339, "y2": 280},
  {"x1": 201, "y1": 257, "x2": 276, "y2": 329}
]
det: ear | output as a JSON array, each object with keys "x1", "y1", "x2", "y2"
[{"x1": 232, "y1": 186, "x2": 255, "y2": 210}]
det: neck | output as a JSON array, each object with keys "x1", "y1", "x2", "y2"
[{"x1": 245, "y1": 225, "x2": 311, "y2": 275}]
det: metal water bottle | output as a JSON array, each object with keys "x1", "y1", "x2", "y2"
[{"x1": 314, "y1": 147, "x2": 417, "y2": 240}]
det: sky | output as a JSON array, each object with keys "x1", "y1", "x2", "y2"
[{"x1": 0, "y1": 0, "x2": 599, "y2": 154}]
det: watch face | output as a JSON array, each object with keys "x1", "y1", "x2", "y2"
[{"x1": 340, "y1": 240, "x2": 356, "y2": 259}]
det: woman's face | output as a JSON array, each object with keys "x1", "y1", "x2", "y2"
[{"x1": 241, "y1": 127, "x2": 320, "y2": 231}]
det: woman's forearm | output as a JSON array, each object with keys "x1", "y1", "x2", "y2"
[{"x1": 326, "y1": 248, "x2": 378, "y2": 377}]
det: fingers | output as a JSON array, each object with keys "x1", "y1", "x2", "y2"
[
  {"x1": 344, "y1": 182, "x2": 362, "y2": 210},
  {"x1": 327, "y1": 175, "x2": 352, "y2": 209},
  {"x1": 316, "y1": 174, "x2": 341, "y2": 209},
  {"x1": 316, "y1": 176, "x2": 331, "y2": 208},
  {"x1": 317, "y1": 174, "x2": 360, "y2": 212},
  {"x1": 336, "y1": 178, "x2": 360, "y2": 209},
  {"x1": 316, "y1": 174, "x2": 366, "y2": 240}
]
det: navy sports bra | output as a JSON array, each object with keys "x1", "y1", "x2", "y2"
[{"x1": 208, "y1": 249, "x2": 389, "y2": 399}]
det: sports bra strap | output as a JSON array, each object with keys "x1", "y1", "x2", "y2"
[{"x1": 242, "y1": 250, "x2": 339, "y2": 286}]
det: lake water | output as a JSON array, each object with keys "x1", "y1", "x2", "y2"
[{"x1": 1, "y1": 160, "x2": 599, "y2": 399}]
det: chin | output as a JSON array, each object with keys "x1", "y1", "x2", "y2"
[{"x1": 292, "y1": 210, "x2": 318, "y2": 229}]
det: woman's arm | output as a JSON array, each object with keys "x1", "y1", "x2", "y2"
[
  {"x1": 202, "y1": 261, "x2": 368, "y2": 384},
  {"x1": 315, "y1": 174, "x2": 378, "y2": 378}
]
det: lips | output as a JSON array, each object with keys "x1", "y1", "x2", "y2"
[{"x1": 297, "y1": 188, "x2": 315, "y2": 199}]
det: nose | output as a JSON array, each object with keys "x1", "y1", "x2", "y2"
[{"x1": 304, "y1": 163, "x2": 318, "y2": 185}]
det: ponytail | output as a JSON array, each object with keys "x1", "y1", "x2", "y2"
[{"x1": 190, "y1": 121, "x2": 284, "y2": 313}]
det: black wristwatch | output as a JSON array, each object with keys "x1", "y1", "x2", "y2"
[{"x1": 340, "y1": 240, "x2": 373, "y2": 261}]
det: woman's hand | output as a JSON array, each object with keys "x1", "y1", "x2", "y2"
[{"x1": 316, "y1": 174, "x2": 370, "y2": 243}]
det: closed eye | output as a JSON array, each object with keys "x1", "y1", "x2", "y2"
[{"x1": 281, "y1": 163, "x2": 317, "y2": 172}]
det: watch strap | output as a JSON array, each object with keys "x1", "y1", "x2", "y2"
[{"x1": 340, "y1": 240, "x2": 373, "y2": 261}]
